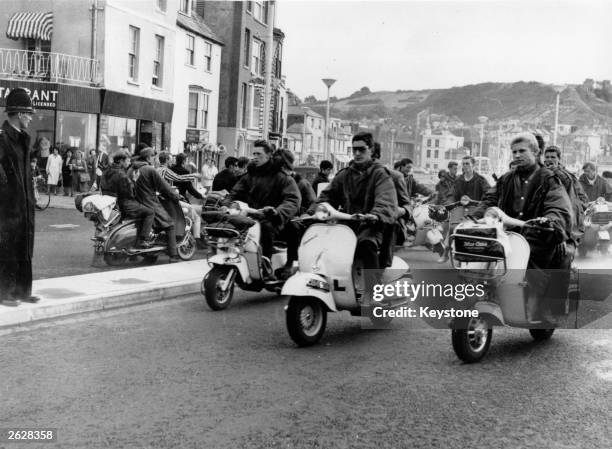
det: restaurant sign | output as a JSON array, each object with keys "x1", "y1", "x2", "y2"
[{"x1": 0, "y1": 85, "x2": 58, "y2": 109}]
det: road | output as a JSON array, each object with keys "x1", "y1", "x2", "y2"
[
  {"x1": 1, "y1": 286, "x2": 610, "y2": 448},
  {"x1": 32, "y1": 208, "x2": 207, "y2": 280}
]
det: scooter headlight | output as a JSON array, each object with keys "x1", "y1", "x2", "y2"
[
  {"x1": 460, "y1": 195, "x2": 470, "y2": 206},
  {"x1": 314, "y1": 205, "x2": 330, "y2": 220},
  {"x1": 83, "y1": 202, "x2": 95, "y2": 212}
]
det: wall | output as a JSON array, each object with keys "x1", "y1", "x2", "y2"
[
  {"x1": 104, "y1": 0, "x2": 176, "y2": 102},
  {"x1": 171, "y1": 24, "x2": 222, "y2": 154}
]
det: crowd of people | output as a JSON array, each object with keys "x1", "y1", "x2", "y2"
[{"x1": 3, "y1": 85, "x2": 612, "y2": 309}]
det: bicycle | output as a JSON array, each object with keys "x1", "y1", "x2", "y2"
[{"x1": 33, "y1": 175, "x2": 51, "y2": 210}]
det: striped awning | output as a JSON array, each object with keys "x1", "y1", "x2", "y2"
[{"x1": 6, "y1": 12, "x2": 53, "y2": 41}]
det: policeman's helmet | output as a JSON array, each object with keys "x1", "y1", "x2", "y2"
[{"x1": 5, "y1": 88, "x2": 35, "y2": 114}]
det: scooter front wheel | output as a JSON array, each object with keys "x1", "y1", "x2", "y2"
[
  {"x1": 202, "y1": 266, "x2": 236, "y2": 311},
  {"x1": 451, "y1": 316, "x2": 492, "y2": 363},
  {"x1": 286, "y1": 296, "x2": 327, "y2": 347},
  {"x1": 178, "y1": 234, "x2": 197, "y2": 260}
]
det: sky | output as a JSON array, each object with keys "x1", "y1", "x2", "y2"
[{"x1": 276, "y1": 0, "x2": 612, "y2": 100}]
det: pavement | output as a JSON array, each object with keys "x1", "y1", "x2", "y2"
[
  {"x1": 46, "y1": 193, "x2": 80, "y2": 209},
  {"x1": 0, "y1": 259, "x2": 212, "y2": 328}
]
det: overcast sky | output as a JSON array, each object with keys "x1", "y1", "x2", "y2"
[{"x1": 276, "y1": 0, "x2": 612, "y2": 100}]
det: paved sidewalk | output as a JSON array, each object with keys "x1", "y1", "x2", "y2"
[
  {"x1": 47, "y1": 193, "x2": 78, "y2": 210},
  {"x1": 0, "y1": 259, "x2": 211, "y2": 328}
]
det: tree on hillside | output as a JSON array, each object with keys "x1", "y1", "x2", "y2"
[
  {"x1": 304, "y1": 95, "x2": 318, "y2": 103},
  {"x1": 348, "y1": 86, "x2": 371, "y2": 99}
]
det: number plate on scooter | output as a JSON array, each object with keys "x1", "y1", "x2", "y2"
[{"x1": 597, "y1": 230, "x2": 610, "y2": 240}]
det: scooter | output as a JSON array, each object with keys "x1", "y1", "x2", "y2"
[
  {"x1": 283, "y1": 203, "x2": 411, "y2": 346},
  {"x1": 200, "y1": 201, "x2": 287, "y2": 310},
  {"x1": 76, "y1": 192, "x2": 197, "y2": 266},
  {"x1": 447, "y1": 211, "x2": 571, "y2": 363},
  {"x1": 403, "y1": 195, "x2": 446, "y2": 253},
  {"x1": 578, "y1": 197, "x2": 612, "y2": 257}
]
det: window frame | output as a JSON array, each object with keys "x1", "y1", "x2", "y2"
[
  {"x1": 241, "y1": 83, "x2": 248, "y2": 129},
  {"x1": 244, "y1": 28, "x2": 251, "y2": 68},
  {"x1": 185, "y1": 34, "x2": 195, "y2": 66},
  {"x1": 156, "y1": 0, "x2": 167, "y2": 12},
  {"x1": 179, "y1": 0, "x2": 191, "y2": 15},
  {"x1": 203, "y1": 41, "x2": 212, "y2": 72},
  {"x1": 152, "y1": 34, "x2": 164, "y2": 87},
  {"x1": 188, "y1": 88, "x2": 211, "y2": 130},
  {"x1": 128, "y1": 26, "x2": 140, "y2": 82},
  {"x1": 251, "y1": 38, "x2": 263, "y2": 76},
  {"x1": 250, "y1": 86, "x2": 263, "y2": 129}
]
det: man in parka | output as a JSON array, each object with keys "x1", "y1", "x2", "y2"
[
  {"x1": 475, "y1": 133, "x2": 573, "y2": 320},
  {"x1": 224, "y1": 140, "x2": 300, "y2": 264},
  {"x1": 0, "y1": 88, "x2": 41, "y2": 306},
  {"x1": 579, "y1": 162, "x2": 612, "y2": 202},
  {"x1": 101, "y1": 150, "x2": 155, "y2": 249},
  {"x1": 131, "y1": 148, "x2": 181, "y2": 262},
  {"x1": 309, "y1": 132, "x2": 398, "y2": 305}
]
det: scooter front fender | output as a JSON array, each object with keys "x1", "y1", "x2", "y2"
[
  {"x1": 281, "y1": 272, "x2": 338, "y2": 312},
  {"x1": 474, "y1": 301, "x2": 505, "y2": 326},
  {"x1": 208, "y1": 254, "x2": 251, "y2": 284}
]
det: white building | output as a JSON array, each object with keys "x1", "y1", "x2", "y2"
[
  {"x1": 421, "y1": 130, "x2": 464, "y2": 172},
  {"x1": 171, "y1": 2, "x2": 223, "y2": 155}
]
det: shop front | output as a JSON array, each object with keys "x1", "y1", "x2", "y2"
[{"x1": 0, "y1": 79, "x2": 100, "y2": 164}]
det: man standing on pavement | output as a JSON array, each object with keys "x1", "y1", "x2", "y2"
[
  {"x1": 578, "y1": 162, "x2": 612, "y2": 202},
  {"x1": 454, "y1": 156, "x2": 490, "y2": 201},
  {"x1": 0, "y1": 88, "x2": 41, "y2": 306},
  {"x1": 312, "y1": 160, "x2": 333, "y2": 196},
  {"x1": 201, "y1": 157, "x2": 218, "y2": 193}
]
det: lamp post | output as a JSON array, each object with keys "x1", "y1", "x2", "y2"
[
  {"x1": 553, "y1": 85, "x2": 565, "y2": 145},
  {"x1": 478, "y1": 116, "x2": 488, "y2": 172},
  {"x1": 322, "y1": 78, "x2": 336, "y2": 162},
  {"x1": 390, "y1": 128, "x2": 396, "y2": 163}
]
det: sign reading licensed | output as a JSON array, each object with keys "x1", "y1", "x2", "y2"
[{"x1": 0, "y1": 86, "x2": 58, "y2": 109}]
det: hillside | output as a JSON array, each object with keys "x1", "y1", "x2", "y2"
[{"x1": 305, "y1": 82, "x2": 612, "y2": 126}]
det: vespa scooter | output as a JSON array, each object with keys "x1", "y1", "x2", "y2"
[
  {"x1": 283, "y1": 203, "x2": 411, "y2": 346},
  {"x1": 578, "y1": 197, "x2": 612, "y2": 257},
  {"x1": 200, "y1": 201, "x2": 287, "y2": 310},
  {"x1": 447, "y1": 211, "x2": 571, "y2": 363}
]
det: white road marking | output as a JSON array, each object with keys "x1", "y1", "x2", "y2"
[{"x1": 49, "y1": 224, "x2": 80, "y2": 229}]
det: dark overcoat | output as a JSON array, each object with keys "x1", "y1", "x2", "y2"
[
  {"x1": 0, "y1": 120, "x2": 34, "y2": 262},
  {"x1": 132, "y1": 161, "x2": 179, "y2": 229}
]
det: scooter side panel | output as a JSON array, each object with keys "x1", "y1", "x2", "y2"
[
  {"x1": 298, "y1": 224, "x2": 358, "y2": 310},
  {"x1": 497, "y1": 232, "x2": 530, "y2": 325},
  {"x1": 281, "y1": 272, "x2": 338, "y2": 312},
  {"x1": 208, "y1": 254, "x2": 251, "y2": 284},
  {"x1": 105, "y1": 222, "x2": 138, "y2": 252}
]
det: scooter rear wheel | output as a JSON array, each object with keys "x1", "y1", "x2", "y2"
[
  {"x1": 286, "y1": 296, "x2": 327, "y2": 347},
  {"x1": 178, "y1": 234, "x2": 197, "y2": 261},
  {"x1": 202, "y1": 266, "x2": 236, "y2": 311},
  {"x1": 451, "y1": 316, "x2": 492, "y2": 363},
  {"x1": 103, "y1": 252, "x2": 128, "y2": 266}
]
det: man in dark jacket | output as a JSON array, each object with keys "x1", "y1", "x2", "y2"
[
  {"x1": 397, "y1": 158, "x2": 433, "y2": 199},
  {"x1": 225, "y1": 140, "x2": 300, "y2": 261},
  {"x1": 309, "y1": 132, "x2": 398, "y2": 305},
  {"x1": 212, "y1": 156, "x2": 239, "y2": 192},
  {"x1": 0, "y1": 88, "x2": 40, "y2": 306},
  {"x1": 476, "y1": 133, "x2": 573, "y2": 320},
  {"x1": 312, "y1": 160, "x2": 333, "y2": 196},
  {"x1": 132, "y1": 148, "x2": 181, "y2": 262},
  {"x1": 101, "y1": 150, "x2": 155, "y2": 249},
  {"x1": 435, "y1": 162, "x2": 458, "y2": 205},
  {"x1": 454, "y1": 156, "x2": 490, "y2": 201},
  {"x1": 578, "y1": 162, "x2": 612, "y2": 202}
]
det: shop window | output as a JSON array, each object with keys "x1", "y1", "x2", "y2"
[
  {"x1": 186, "y1": 34, "x2": 195, "y2": 66},
  {"x1": 55, "y1": 111, "x2": 97, "y2": 153},
  {"x1": 104, "y1": 115, "x2": 137, "y2": 155},
  {"x1": 153, "y1": 35, "x2": 164, "y2": 87},
  {"x1": 30, "y1": 109, "x2": 55, "y2": 152},
  {"x1": 128, "y1": 26, "x2": 140, "y2": 81},
  {"x1": 203, "y1": 42, "x2": 212, "y2": 72}
]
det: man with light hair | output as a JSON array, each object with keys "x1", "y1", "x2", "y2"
[{"x1": 475, "y1": 132, "x2": 573, "y2": 321}]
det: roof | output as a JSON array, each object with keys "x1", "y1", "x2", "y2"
[
  {"x1": 176, "y1": 13, "x2": 224, "y2": 46},
  {"x1": 287, "y1": 105, "x2": 324, "y2": 119}
]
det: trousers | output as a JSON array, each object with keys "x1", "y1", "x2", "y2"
[{"x1": 0, "y1": 259, "x2": 33, "y2": 300}]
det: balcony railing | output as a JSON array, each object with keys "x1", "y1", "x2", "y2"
[{"x1": 0, "y1": 48, "x2": 101, "y2": 86}]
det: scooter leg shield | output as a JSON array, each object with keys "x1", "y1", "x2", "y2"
[
  {"x1": 281, "y1": 272, "x2": 338, "y2": 312},
  {"x1": 207, "y1": 255, "x2": 249, "y2": 285}
]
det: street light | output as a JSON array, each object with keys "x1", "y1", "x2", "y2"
[
  {"x1": 390, "y1": 128, "x2": 396, "y2": 163},
  {"x1": 553, "y1": 85, "x2": 566, "y2": 145},
  {"x1": 478, "y1": 116, "x2": 488, "y2": 172},
  {"x1": 322, "y1": 78, "x2": 336, "y2": 162}
]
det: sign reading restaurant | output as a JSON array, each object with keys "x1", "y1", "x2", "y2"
[{"x1": 0, "y1": 86, "x2": 58, "y2": 109}]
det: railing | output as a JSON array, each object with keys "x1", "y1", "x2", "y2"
[{"x1": 0, "y1": 48, "x2": 101, "y2": 86}]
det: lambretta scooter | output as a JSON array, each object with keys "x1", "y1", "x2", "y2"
[
  {"x1": 448, "y1": 210, "x2": 571, "y2": 363},
  {"x1": 200, "y1": 201, "x2": 287, "y2": 310},
  {"x1": 283, "y1": 203, "x2": 411, "y2": 346},
  {"x1": 578, "y1": 197, "x2": 612, "y2": 257},
  {"x1": 76, "y1": 192, "x2": 197, "y2": 266}
]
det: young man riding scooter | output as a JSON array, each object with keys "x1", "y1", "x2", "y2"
[
  {"x1": 475, "y1": 132, "x2": 574, "y2": 321},
  {"x1": 101, "y1": 150, "x2": 155, "y2": 249},
  {"x1": 222, "y1": 140, "x2": 301, "y2": 280},
  {"x1": 307, "y1": 132, "x2": 398, "y2": 306}
]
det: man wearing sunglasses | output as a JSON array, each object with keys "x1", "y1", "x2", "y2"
[{"x1": 308, "y1": 132, "x2": 398, "y2": 306}]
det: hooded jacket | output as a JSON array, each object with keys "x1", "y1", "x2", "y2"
[
  {"x1": 578, "y1": 173, "x2": 612, "y2": 202},
  {"x1": 310, "y1": 160, "x2": 398, "y2": 224},
  {"x1": 226, "y1": 160, "x2": 301, "y2": 227}
]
